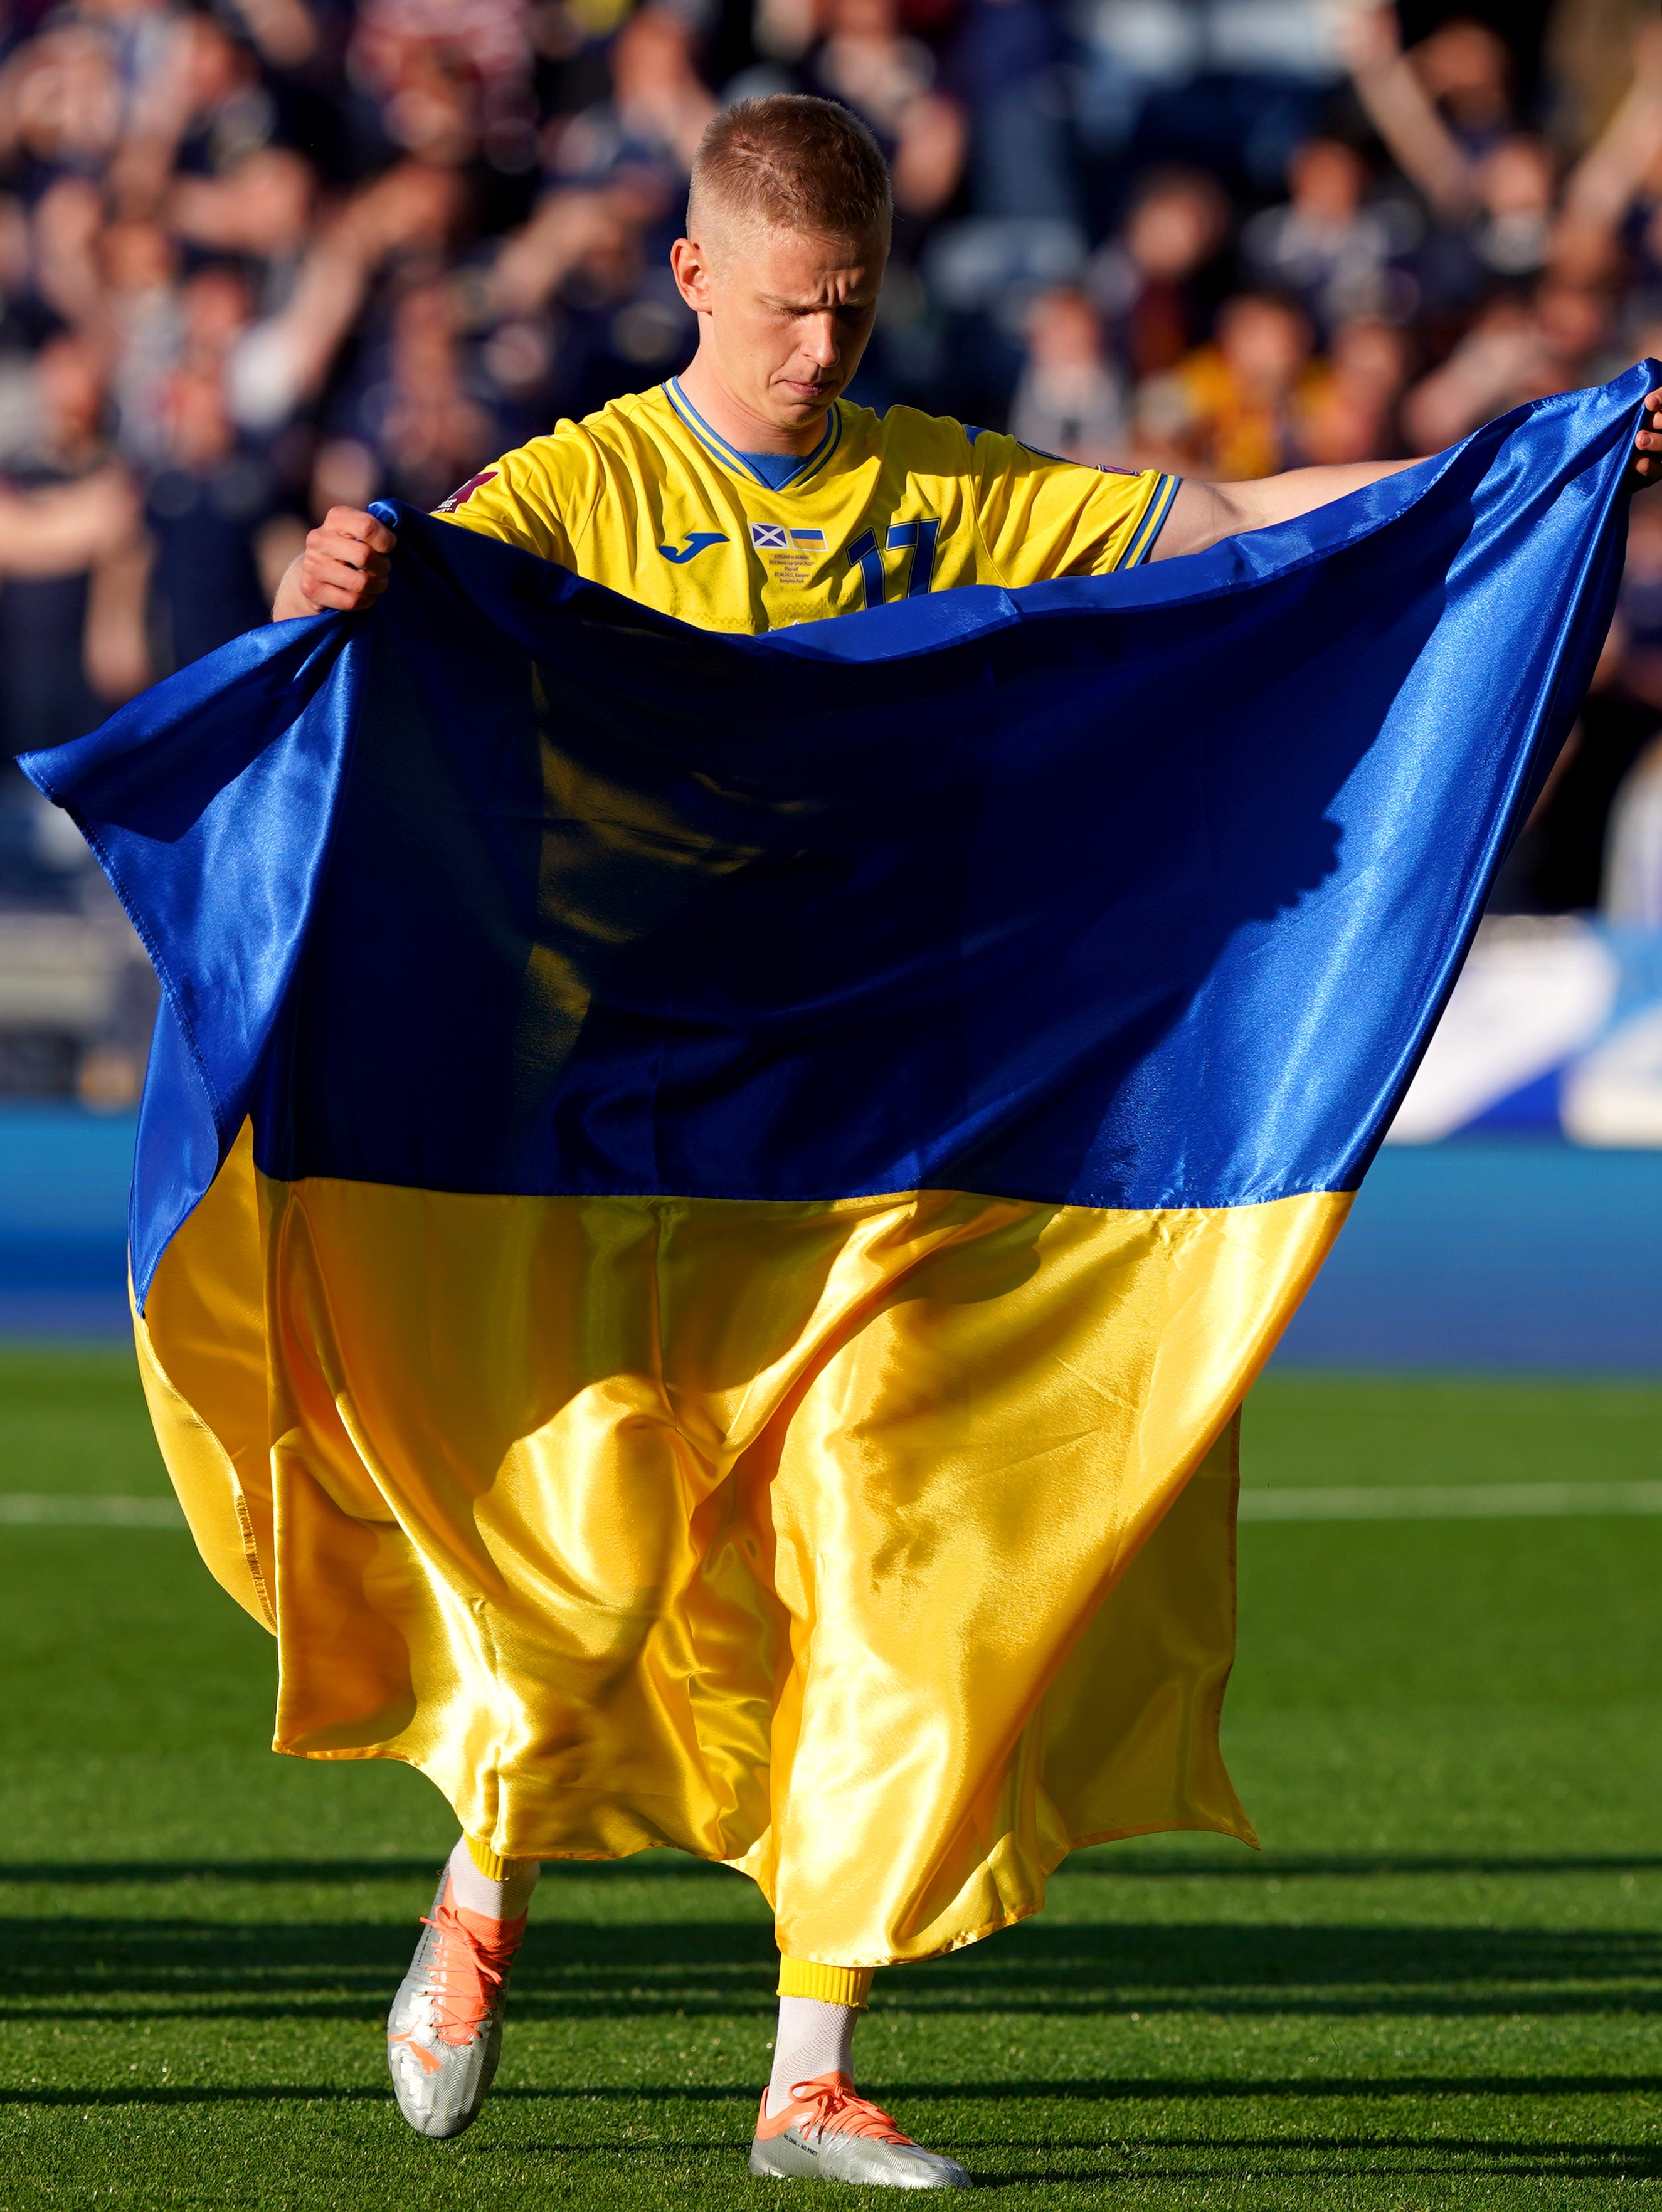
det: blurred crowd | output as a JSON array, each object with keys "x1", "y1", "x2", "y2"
[{"x1": 12, "y1": 0, "x2": 1662, "y2": 1093}]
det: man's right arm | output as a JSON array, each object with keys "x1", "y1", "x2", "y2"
[
  {"x1": 272, "y1": 505, "x2": 397, "y2": 618},
  {"x1": 1151, "y1": 388, "x2": 1662, "y2": 561},
  {"x1": 1150, "y1": 463, "x2": 1419, "y2": 561}
]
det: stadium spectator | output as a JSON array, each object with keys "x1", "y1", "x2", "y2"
[
  {"x1": 945, "y1": 0, "x2": 1072, "y2": 224},
  {"x1": 549, "y1": 4, "x2": 716, "y2": 188},
  {"x1": 0, "y1": 334, "x2": 148, "y2": 762},
  {"x1": 1242, "y1": 137, "x2": 1402, "y2": 336},
  {"x1": 1341, "y1": 11, "x2": 1559, "y2": 312},
  {"x1": 1008, "y1": 282, "x2": 1126, "y2": 465},
  {"x1": 144, "y1": 342, "x2": 288, "y2": 668},
  {"x1": 1402, "y1": 278, "x2": 1613, "y2": 449},
  {"x1": 1300, "y1": 312, "x2": 1411, "y2": 463},
  {"x1": 13, "y1": 0, "x2": 1662, "y2": 1101},
  {"x1": 1136, "y1": 291, "x2": 1318, "y2": 480},
  {"x1": 1086, "y1": 167, "x2": 1229, "y2": 380}
]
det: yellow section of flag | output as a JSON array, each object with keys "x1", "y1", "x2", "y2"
[{"x1": 134, "y1": 1126, "x2": 1346, "y2": 1965}]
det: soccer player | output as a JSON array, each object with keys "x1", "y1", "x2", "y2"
[{"x1": 272, "y1": 94, "x2": 1662, "y2": 2190}]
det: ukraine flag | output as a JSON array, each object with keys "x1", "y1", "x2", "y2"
[{"x1": 22, "y1": 368, "x2": 1640, "y2": 1970}]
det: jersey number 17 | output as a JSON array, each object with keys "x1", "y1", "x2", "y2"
[{"x1": 848, "y1": 520, "x2": 941, "y2": 609}]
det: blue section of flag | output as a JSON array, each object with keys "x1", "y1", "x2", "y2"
[
  {"x1": 750, "y1": 523, "x2": 788, "y2": 549},
  {"x1": 19, "y1": 371, "x2": 1644, "y2": 1304}
]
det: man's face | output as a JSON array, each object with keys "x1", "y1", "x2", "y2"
[{"x1": 672, "y1": 219, "x2": 887, "y2": 436}]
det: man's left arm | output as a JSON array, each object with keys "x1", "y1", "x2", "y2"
[{"x1": 1150, "y1": 385, "x2": 1662, "y2": 562}]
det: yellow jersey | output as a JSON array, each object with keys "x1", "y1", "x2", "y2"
[{"x1": 435, "y1": 376, "x2": 1178, "y2": 636}]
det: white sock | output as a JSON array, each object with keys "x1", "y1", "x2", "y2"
[
  {"x1": 445, "y1": 1836, "x2": 540, "y2": 1921},
  {"x1": 766, "y1": 1994, "x2": 859, "y2": 2117}
]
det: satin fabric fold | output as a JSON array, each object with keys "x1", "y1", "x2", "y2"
[{"x1": 137, "y1": 1139, "x2": 1344, "y2": 1962}]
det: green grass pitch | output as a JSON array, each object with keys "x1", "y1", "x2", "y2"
[{"x1": 4, "y1": 1347, "x2": 1662, "y2": 2207}]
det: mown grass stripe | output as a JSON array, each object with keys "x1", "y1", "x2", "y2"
[
  {"x1": 1240, "y1": 1480, "x2": 1662, "y2": 1522},
  {"x1": 10, "y1": 1481, "x2": 1662, "y2": 1532}
]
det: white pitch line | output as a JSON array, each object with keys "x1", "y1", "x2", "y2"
[
  {"x1": 1239, "y1": 1482, "x2": 1662, "y2": 1522},
  {"x1": 0, "y1": 1493, "x2": 185, "y2": 1528}
]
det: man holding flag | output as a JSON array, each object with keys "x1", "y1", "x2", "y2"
[
  {"x1": 274, "y1": 93, "x2": 1458, "y2": 2181},
  {"x1": 70, "y1": 93, "x2": 1658, "y2": 2196}
]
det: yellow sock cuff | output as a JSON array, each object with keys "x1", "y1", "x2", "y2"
[
  {"x1": 464, "y1": 1833, "x2": 509, "y2": 1882},
  {"x1": 778, "y1": 1959, "x2": 875, "y2": 2008}
]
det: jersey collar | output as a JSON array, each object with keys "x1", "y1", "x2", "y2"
[{"x1": 664, "y1": 377, "x2": 842, "y2": 491}]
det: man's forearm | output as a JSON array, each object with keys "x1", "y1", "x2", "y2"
[
  {"x1": 1153, "y1": 460, "x2": 1421, "y2": 561},
  {"x1": 1219, "y1": 460, "x2": 1421, "y2": 532}
]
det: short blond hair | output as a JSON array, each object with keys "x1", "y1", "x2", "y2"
[{"x1": 688, "y1": 95, "x2": 892, "y2": 244}]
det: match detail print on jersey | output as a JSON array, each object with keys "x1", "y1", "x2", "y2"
[
  {"x1": 751, "y1": 522, "x2": 828, "y2": 591},
  {"x1": 432, "y1": 384, "x2": 1176, "y2": 636}
]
